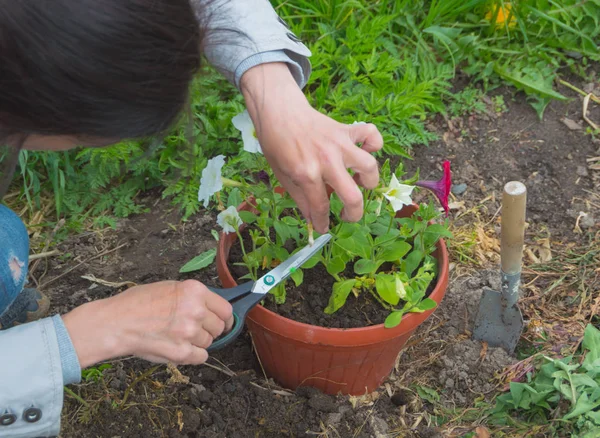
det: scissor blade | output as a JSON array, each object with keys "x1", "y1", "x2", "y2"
[{"x1": 252, "y1": 233, "x2": 332, "y2": 295}]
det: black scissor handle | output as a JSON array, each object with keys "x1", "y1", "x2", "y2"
[{"x1": 206, "y1": 283, "x2": 265, "y2": 352}]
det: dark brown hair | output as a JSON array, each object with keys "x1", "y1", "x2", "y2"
[{"x1": 0, "y1": 0, "x2": 204, "y2": 197}]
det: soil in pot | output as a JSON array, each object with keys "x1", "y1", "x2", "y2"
[{"x1": 227, "y1": 230, "x2": 438, "y2": 329}]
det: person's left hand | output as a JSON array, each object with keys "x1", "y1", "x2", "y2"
[{"x1": 240, "y1": 63, "x2": 383, "y2": 234}]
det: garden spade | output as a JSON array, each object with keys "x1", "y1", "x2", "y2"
[{"x1": 473, "y1": 181, "x2": 526, "y2": 354}]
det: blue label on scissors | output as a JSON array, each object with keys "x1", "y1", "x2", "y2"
[{"x1": 264, "y1": 275, "x2": 275, "y2": 285}]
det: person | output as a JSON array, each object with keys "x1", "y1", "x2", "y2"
[{"x1": 0, "y1": 1, "x2": 383, "y2": 437}]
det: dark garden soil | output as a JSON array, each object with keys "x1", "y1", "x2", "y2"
[
  {"x1": 228, "y1": 233, "x2": 424, "y2": 328},
  {"x1": 35, "y1": 75, "x2": 599, "y2": 437}
]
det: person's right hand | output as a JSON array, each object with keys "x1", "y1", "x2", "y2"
[{"x1": 62, "y1": 280, "x2": 234, "y2": 368}]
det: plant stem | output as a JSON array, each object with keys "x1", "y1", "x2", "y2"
[
  {"x1": 235, "y1": 228, "x2": 256, "y2": 280},
  {"x1": 366, "y1": 286, "x2": 394, "y2": 311},
  {"x1": 559, "y1": 79, "x2": 600, "y2": 104},
  {"x1": 386, "y1": 213, "x2": 395, "y2": 234},
  {"x1": 64, "y1": 386, "x2": 90, "y2": 408}
]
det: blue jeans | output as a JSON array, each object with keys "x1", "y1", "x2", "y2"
[{"x1": 0, "y1": 204, "x2": 29, "y2": 313}]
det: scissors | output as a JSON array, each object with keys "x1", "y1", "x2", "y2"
[{"x1": 207, "y1": 233, "x2": 332, "y2": 352}]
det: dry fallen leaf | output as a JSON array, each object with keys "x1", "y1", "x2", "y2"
[
  {"x1": 167, "y1": 363, "x2": 190, "y2": 385},
  {"x1": 177, "y1": 410, "x2": 184, "y2": 432},
  {"x1": 81, "y1": 274, "x2": 137, "y2": 289},
  {"x1": 476, "y1": 425, "x2": 491, "y2": 438},
  {"x1": 561, "y1": 117, "x2": 583, "y2": 130},
  {"x1": 448, "y1": 201, "x2": 466, "y2": 211}
]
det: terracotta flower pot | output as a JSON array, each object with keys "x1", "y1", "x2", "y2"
[{"x1": 216, "y1": 201, "x2": 449, "y2": 395}]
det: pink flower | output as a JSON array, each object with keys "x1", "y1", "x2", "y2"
[{"x1": 416, "y1": 161, "x2": 452, "y2": 216}]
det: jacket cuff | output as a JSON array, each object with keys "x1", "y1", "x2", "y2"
[
  {"x1": 234, "y1": 50, "x2": 307, "y2": 89},
  {"x1": 197, "y1": 0, "x2": 312, "y2": 88},
  {"x1": 51, "y1": 315, "x2": 82, "y2": 386},
  {"x1": 0, "y1": 318, "x2": 64, "y2": 437}
]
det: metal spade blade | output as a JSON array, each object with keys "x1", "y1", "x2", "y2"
[{"x1": 473, "y1": 181, "x2": 526, "y2": 354}]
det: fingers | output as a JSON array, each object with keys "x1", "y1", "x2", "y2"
[
  {"x1": 297, "y1": 179, "x2": 330, "y2": 233},
  {"x1": 224, "y1": 315, "x2": 234, "y2": 333},
  {"x1": 325, "y1": 162, "x2": 363, "y2": 222},
  {"x1": 275, "y1": 160, "x2": 330, "y2": 233},
  {"x1": 164, "y1": 343, "x2": 209, "y2": 365},
  {"x1": 199, "y1": 310, "x2": 225, "y2": 340},
  {"x1": 349, "y1": 122, "x2": 383, "y2": 153},
  {"x1": 139, "y1": 339, "x2": 209, "y2": 365},
  {"x1": 274, "y1": 172, "x2": 311, "y2": 220}
]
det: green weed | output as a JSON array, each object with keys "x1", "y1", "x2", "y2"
[{"x1": 8, "y1": 0, "x2": 599, "y2": 223}]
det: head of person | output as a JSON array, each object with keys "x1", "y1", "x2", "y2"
[{"x1": 0, "y1": 0, "x2": 203, "y2": 195}]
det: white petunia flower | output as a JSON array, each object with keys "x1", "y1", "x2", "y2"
[
  {"x1": 217, "y1": 206, "x2": 243, "y2": 234},
  {"x1": 383, "y1": 175, "x2": 415, "y2": 212},
  {"x1": 198, "y1": 155, "x2": 226, "y2": 207},
  {"x1": 395, "y1": 275, "x2": 407, "y2": 300},
  {"x1": 232, "y1": 110, "x2": 262, "y2": 154}
]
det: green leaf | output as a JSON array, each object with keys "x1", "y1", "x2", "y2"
[
  {"x1": 226, "y1": 188, "x2": 243, "y2": 208},
  {"x1": 301, "y1": 252, "x2": 322, "y2": 269},
  {"x1": 337, "y1": 222, "x2": 359, "y2": 239},
  {"x1": 326, "y1": 256, "x2": 347, "y2": 276},
  {"x1": 376, "y1": 274, "x2": 400, "y2": 306},
  {"x1": 354, "y1": 259, "x2": 379, "y2": 275},
  {"x1": 585, "y1": 410, "x2": 600, "y2": 426},
  {"x1": 324, "y1": 280, "x2": 356, "y2": 314},
  {"x1": 379, "y1": 241, "x2": 411, "y2": 262},
  {"x1": 282, "y1": 216, "x2": 299, "y2": 226},
  {"x1": 273, "y1": 221, "x2": 289, "y2": 242},
  {"x1": 179, "y1": 248, "x2": 216, "y2": 273},
  {"x1": 583, "y1": 324, "x2": 600, "y2": 369},
  {"x1": 238, "y1": 211, "x2": 257, "y2": 224},
  {"x1": 415, "y1": 385, "x2": 440, "y2": 404},
  {"x1": 494, "y1": 63, "x2": 567, "y2": 102},
  {"x1": 335, "y1": 232, "x2": 371, "y2": 259},
  {"x1": 290, "y1": 268, "x2": 304, "y2": 287},
  {"x1": 403, "y1": 249, "x2": 424, "y2": 278},
  {"x1": 564, "y1": 392, "x2": 600, "y2": 421},
  {"x1": 416, "y1": 298, "x2": 437, "y2": 312},
  {"x1": 374, "y1": 230, "x2": 400, "y2": 246},
  {"x1": 423, "y1": 224, "x2": 452, "y2": 249},
  {"x1": 384, "y1": 311, "x2": 403, "y2": 328},
  {"x1": 271, "y1": 283, "x2": 286, "y2": 305}
]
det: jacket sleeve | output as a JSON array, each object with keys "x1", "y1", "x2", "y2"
[
  {"x1": 191, "y1": 0, "x2": 312, "y2": 89},
  {"x1": 0, "y1": 316, "x2": 81, "y2": 438}
]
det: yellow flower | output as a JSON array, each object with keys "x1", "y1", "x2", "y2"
[{"x1": 486, "y1": 2, "x2": 516, "y2": 28}]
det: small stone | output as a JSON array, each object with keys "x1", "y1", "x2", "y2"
[
  {"x1": 197, "y1": 390, "x2": 213, "y2": 403},
  {"x1": 326, "y1": 413, "x2": 342, "y2": 425},
  {"x1": 368, "y1": 416, "x2": 389, "y2": 437},
  {"x1": 190, "y1": 384, "x2": 206, "y2": 397},
  {"x1": 561, "y1": 117, "x2": 583, "y2": 130},
  {"x1": 338, "y1": 405, "x2": 351, "y2": 415},
  {"x1": 581, "y1": 214, "x2": 595, "y2": 229},
  {"x1": 567, "y1": 153, "x2": 573, "y2": 160},
  {"x1": 223, "y1": 383, "x2": 236, "y2": 393},
  {"x1": 391, "y1": 391, "x2": 410, "y2": 406},
  {"x1": 577, "y1": 166, "x2": 589, "y2": 177},
  {"x1": 451, "y1": 183, "x2": 467, "y2": 195},
  {"x1": 445, "y1": 378, "x2": 455, "y2": 389},
  {"x1": 308, "y1": 394, "x2": 337, "y2": 413}
]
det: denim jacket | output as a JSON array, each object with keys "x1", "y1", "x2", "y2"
[{"x1": 0, "y1": 1, "x2": 311, "y2": 436}]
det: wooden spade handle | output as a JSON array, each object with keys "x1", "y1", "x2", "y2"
[{"x1": 501, "y1": 181, "x2": 527, "y2": 274}]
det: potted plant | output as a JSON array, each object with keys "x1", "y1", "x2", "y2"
[{"x1": 190, "y1": 111, "x2": 452, "y2": 395}]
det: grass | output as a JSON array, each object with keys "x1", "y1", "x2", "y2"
[{"x1": 5, "y1": 0, "x2": 599, "y2": 229}]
